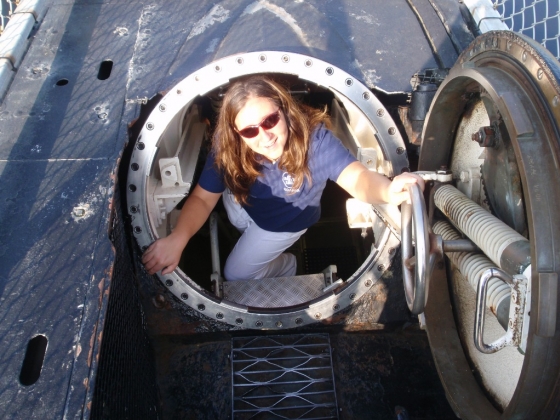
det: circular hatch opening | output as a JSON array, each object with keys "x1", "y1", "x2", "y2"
[{"x1": 126, "y1": 51, "x2": 409, "y2": 329}]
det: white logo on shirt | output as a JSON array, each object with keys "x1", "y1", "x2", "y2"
[{"x1": 282, "y1": 172, "x2": 300, "y2": 192}]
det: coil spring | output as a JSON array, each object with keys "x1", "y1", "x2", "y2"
[
  {"x1": 434, "y1": 185, "x2": 527, "y2": 269},
  {"x1": 433, "y1": 220, "x2": 511, "y2": 314}
]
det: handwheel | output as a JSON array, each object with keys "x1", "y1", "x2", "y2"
[{"x1": 401, "y1": 183, "x2": 430, "y2": 315}]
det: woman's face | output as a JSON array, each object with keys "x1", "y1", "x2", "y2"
[{"x1": 234, "y1": 96, "x2": 288, "y2": 162}]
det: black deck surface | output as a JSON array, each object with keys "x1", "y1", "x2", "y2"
[{"x1": 153, "y1": 326, "x2": 458, "y2": 420}]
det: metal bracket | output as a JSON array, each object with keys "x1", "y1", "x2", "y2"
[
  {"x1": 152, "y1": 106, "x2": 206, "y2": 228},
  {"x1": 474, "y1": 268, "x2": 527, "y2": 354},
  {"x1": 322, "y1": 265, "x2": 343, "y2": 293},
  {"x1": 211, "y1": 273, "x2": 224, "y2": 299}
]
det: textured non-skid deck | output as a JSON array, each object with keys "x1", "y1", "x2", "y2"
[
  {"x1": 223, "y1": 274, "x2": 327, "y2": 308},
  {"x1": 231, "y1": 334, "x2": 339, "y2": 420}
]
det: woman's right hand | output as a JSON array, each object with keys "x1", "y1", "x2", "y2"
[
  {"x1": 142, "y1": 233, "x2": 187, "y2": 275},
  {"x1": 141, "y1": 184, "x2": 221, "y2": 276}
]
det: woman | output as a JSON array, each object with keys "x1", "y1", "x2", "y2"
[{"x1": 142, "y1": 75, "x2": 424, "y2": 280}]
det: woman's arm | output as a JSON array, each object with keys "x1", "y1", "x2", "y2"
[
  {"x1": 142, "y1": 185, "x2": 222, "y2": 275},
  {"x1": 336, "y1": 161, "x2": 424, "y2": 205}
]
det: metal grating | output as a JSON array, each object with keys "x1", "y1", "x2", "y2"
[
  {"x1": 90, "y1": 183, "x2": 159, "y2": 419},
  {"x1": 232, "y1": 334, "x2": 339, "y2": 420},
  {"x1": 223, "y1": 274, "x2": 326, "y2": 308},
  {"x1": 492, "y1": 0, "x2": 560, "y2": 59}
]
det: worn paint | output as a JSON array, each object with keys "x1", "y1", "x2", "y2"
[
  {"x1": 242, "y1": 1, "x2": 310, "y2": 48},
  {"x1": 186, "y1": 4, "x2": 230, "y2": 41}
]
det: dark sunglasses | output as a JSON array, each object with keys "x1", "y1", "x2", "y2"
[{"x1": 236, "y1": 110, "x2": 281, "y2": 138}]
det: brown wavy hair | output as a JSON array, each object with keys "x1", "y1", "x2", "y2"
[{"x1": 212, "y1": 75, "x2": 329, "y2": 205}]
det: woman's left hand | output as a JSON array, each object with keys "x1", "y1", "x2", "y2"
[{"x1": 386, "y1": 172, "x2": 425, "y2": 205}]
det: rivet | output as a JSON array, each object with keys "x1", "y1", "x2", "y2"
[
  {"x1": 304, "y1": 59, "x2": 312, "y2": 67},
  {"x1": 176, "y1": 89, "x2": 182, "y2": 94},
  {"x1": 146, "y1": 122, "x2": 154, "y2": 130},
  {"x1": 314, "y1": 313, "x2": 321, "y2": 320},
  {"x1": 131, "y1": 163, "x2": 139, "y2": 171},
  {"x1": 159, "y1": 104, "x2": 166, "y2": 112},
  {"x1": 349, "y1": 293, "x2": 356, "y2": 300},
  {"x1": 133, "y1": 226, "x2": 141, "y2": 234},
  {"x1": 165, "y1": 279, "x2": 173, "y2": 287},
  {"x1": 365, "y1": 279, "x2": 373, "y2": 287},
  {"x1": 130, "y1": 205, "x2": 138, "y2": 213},
  {"x1": 345, "y1": 78, "x2": 353, "y2": 87},
  {"x1": 396, "y1": 147, "x2": 405, "y2": 155},
  {"x1": 388, "y1": 127, "x2": 396, "y2": 135},
  {"x1": 295, "y1": 318, "x2": 303, "y2": 325},
  {"x1": 136, "y1": 142, "x2": 145, "y2": 150},
  {"x1": 362, "y1": 92, "x2": 370, "y2": 100},
  {"x1": 522, "y1": 51, "x2": 527, "y2": 62},
  {"x1": 537, "y1": 68, "x2": 544, "y2": 80},
  {"x1": 128, "y1": 184, "x2": 137, "y2": 192},
  {"x1": 376, "y1": 109, "x2": 385, "y2": 117},
  {"x1": 389, "y1": 247, "x2": 395, "y2": 255},
  {"x1": 180, "y1": 293, "x2": 188, "y2": 300},
  {"x1": 366, "y1": 159, "x2": 373, "y2": 165},
  {"x1": 377, "y1": 264, "x2": 385, "y2": 271},
  {"x1": 255, "y1": 320, "x2": 263, "y2": 327},
  {"x1": 281, "y1": 54, "x2": 289, "y2": 63},
  {"x1": 214, "y1": 65, "x2": 221, "y2": 72},
  {"x1": 236, "y1": 57, "x2": 244, "y2": 64},
  {"x1": 325, "y1": 67, "x2": 334, "y2": 75},
  {"x1": 216, "y1": 313, "x2": 224, "y2": 320},
  {"x1": 198, "y1": 304, "x2": 205, "y2": 311},
  {"x1": 195, "y1": 75, "x2": 200, "y2": 81},
  {"x1": 333, "y1": 304, "x2": 340, "y2": 311},
  {"x1": 259, "y1": 54, "x2": 267, "y2": 62},
  {"x1": 275, "y1": 321, "x2": 283, "y2": 327},
  {"x1": 141, "y1": 245, "x2": 148, "y2": 252},
  {"x1": 235, "y1": 318, "x2": 243, "y2": 325}
]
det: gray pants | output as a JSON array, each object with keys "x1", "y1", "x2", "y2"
[{"x1": 222, "y1": 190, "x2": 306, "y2": 281}]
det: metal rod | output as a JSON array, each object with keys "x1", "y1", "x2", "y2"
[
  {"x1": 442, "y1": 239, "x2": 479, "y2": 252},
  {"x1": 209, "y1": 212, "x2": 220, "y2": 276}
]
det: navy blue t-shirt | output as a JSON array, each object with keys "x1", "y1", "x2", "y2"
[{"x1": 199, "y1": 125, "x2": 357, "y2": 232}]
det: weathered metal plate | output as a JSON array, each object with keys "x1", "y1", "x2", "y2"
[{"x1": 223, "y1": 274, "x2": 326, "y2": 308}]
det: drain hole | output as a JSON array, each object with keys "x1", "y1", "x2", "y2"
[
  {"x1": 20, "y1": 335, "x2": 48, "y2": 386},
  {"x1": 56, "y1": 79, "x2": 68, "y2": 86},
  {"x1": 97, "y1": 60, "x2": 113, "y2": 80}
]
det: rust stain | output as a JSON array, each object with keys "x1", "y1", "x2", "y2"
[
  {"x1": 83, "y1": 377, "x2": 89, "y2": 388},
  {"x1": 97, "y1": 276, "x2": 106, "y2": 309},
  {"x1": 76, "y1": 343, "x2": 82, "y2": 358},
  {"x1": 87, "y1": 328, "x2": 95, "y2": 368}
]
